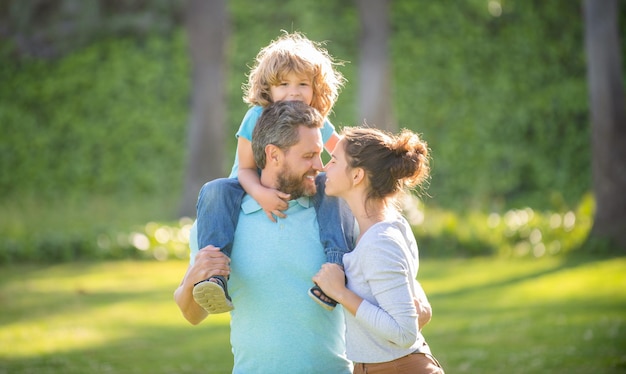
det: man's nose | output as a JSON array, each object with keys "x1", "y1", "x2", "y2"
[{"x1": 312, "y1": 156, "x2": 324, "y2": 171}]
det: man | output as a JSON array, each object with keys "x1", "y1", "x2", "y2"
[{"x1": 174, "y1": 101, "x2": 352, "y2": 373}]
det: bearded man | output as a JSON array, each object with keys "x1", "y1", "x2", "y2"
[{"x1": 174, "y1": 101, "x2": 353, "y2": 374}]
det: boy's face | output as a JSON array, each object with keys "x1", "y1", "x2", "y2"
[{"x1": 270, "y1": 71, "x2": 314, "y2": 106}]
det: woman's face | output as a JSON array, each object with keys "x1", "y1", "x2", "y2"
[{"x1": 324, "y1": 138, "x2": 353, "y2": 198}]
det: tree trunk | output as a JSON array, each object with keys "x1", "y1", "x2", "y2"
[
  {"x1": 583, "y1": 0, "x2": 626, "y2": 251},
  {"x1": 179, "y1": 0, "x2": 230, "y2": 218},
  {"x1": 355, "y1": 0, "x2": 396, "y2": 132}
]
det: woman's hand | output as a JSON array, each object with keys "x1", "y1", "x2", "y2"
[
  {"x1": 313, "y1": 264, "x2": 363, "y2": 316},
  {"x1": 312, "y1": 263, "x2": 346, "y2": 301},
  {"x1": 414, "y1": 296, "x2": 432, "y2": 329}
]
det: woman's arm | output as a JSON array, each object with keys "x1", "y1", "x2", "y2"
[
  {"x1": 354, "y1": 238, "x2": 420, "y2": 348},
  {"x1": 314, "y1": 234, "x2": 420, "y2": 348}
]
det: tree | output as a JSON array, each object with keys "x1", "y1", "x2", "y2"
[
  {"x1": 179, "y1": 0, "x2": 230, "y2": 218},
  {"x1": 583, "y1": 0, "x2": 626, "y2": 251},
  {"x1": 0, "y1": 0, "x2": 182, "y2": 60},
  {"x1": 355, "y1": 0, "x2": 395, "y2": 132}
]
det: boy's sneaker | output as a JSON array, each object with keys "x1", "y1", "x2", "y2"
[
  {"x1": 193, "y1": 276, "x2": 234, "y2": 314},
  {"x1": 308, "y1": 284, "x2": 337, "y2": 311}
]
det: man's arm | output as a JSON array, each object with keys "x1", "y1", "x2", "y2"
[{"x1": 174, "y1": 245, "x2": 230, "y2": 325}]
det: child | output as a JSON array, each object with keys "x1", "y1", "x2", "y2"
[{"x1": 192, "y1": 31, "x2": 354, "y2": 314}]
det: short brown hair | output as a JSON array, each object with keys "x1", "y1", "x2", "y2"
[{"x1": 252, "y1": 101, "x2": 324, "y2": 169}]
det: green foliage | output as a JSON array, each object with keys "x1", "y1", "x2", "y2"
[
  {"x1": 0, "y1": 193, "x2": 180, "y2": 264},
  {"x1": 392, "y1": 0, "x2": 590, "y2": 209},
  {"x1": 402, "y1": 193, "x2": 593, "y2": 258},
  {"x1": 4, "y1": 193, "x2": 592, "y2": 265},
  {"x1": 0, "y1": 192, "x2": 595, "y2": 264},
  {"x1": 0, "y1": 0, "x2": 184, "y2": 59},
  {"x1": 0, "y1": 1, "x2": 597, "y2": 207},
  {"x1": 0, "y1": 32, "x2": 189, "y2": 200},
  {"x1": 0, "y1": 1, "x2": 622, "y2": 262}
]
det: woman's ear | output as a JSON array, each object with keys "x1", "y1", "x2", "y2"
[{"x1": 352, "y1": 167, "x2": 365, "y2": 186}]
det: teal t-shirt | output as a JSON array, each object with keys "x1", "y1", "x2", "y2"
[
  {"x1": 190, "y1": 195, "x2": 351, "y2": 373},
  {"x1": 229, "y1": 105, "x2": 335, "y2": 178},
  {"x1": 188, "y1": 197, "x2": 351, "y2": 373}
]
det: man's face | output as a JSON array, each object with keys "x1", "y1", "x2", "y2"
[{"x1": 276, "y1": 126, "x2": 324, "y2": 199}]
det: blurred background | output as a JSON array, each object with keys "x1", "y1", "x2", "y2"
[
  {"x1": 1, "y1": 1, "x2": 625, "y2": 373},
  {"x1": 2, "y1": 0, "x2": 624, "y2": 261}
]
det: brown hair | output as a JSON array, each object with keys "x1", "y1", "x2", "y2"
[
  {"x1": 341, "y1": 127, "x2": 430, "y2": 205},
  {"x1": 242, "y1": 31, "x2": 345, "y2": 118}
]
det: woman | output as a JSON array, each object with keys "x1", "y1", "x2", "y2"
[{"x1": 313, "y1": 127, "x2": 444, "y2": 374}]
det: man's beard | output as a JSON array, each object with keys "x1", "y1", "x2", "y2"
[{"x1": 276, "y1": 164, "x2": 318, "y2": 200}]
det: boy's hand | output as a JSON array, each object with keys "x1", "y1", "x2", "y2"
[{"x1": 257, "y1": 187, "x2": 290, "y2": 222}]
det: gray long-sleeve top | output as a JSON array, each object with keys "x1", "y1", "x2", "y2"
[{"x1": 343, "y1": 213, "x2": 426, "y2": 363}]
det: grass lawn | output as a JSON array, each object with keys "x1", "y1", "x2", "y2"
[{"x1": 0, "y1": 255, "x2": 624, "y2": 373}]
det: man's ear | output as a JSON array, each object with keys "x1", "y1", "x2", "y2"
[{"x1": 265, "y1": 144, "x2": 281, "y2": 165}]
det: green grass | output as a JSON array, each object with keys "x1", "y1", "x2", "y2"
[
  {"x1": 0, "y1": 261, "x2": 231, "y2": 374},
  {"x1": 1, "y1": 255, "x2": 624, "y2": 373},
  {"x1": 420, "y1": 255, "x2": 626, "y2": 373}
]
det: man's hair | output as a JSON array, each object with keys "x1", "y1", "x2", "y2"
[{"x1": 252, "y1": 101, "x2": 324, "y2": 169}]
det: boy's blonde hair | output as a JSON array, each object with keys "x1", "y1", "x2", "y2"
[{"x1": 242, "y1": 31, "x2": 345, "y2": 118}]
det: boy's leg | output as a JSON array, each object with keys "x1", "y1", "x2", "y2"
[
  {"x1": 308, "y1": 173, "x2": 355, "y2": 310},
  {"x1": 313, "y1": 173, "x2": 355, "y2": 264},
  {"x1": 193, "y1": 178, "x2": 244, "y2": 314},
  {"x1": 196, "y1": 178, "x2": 244, "y2": 257}
]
